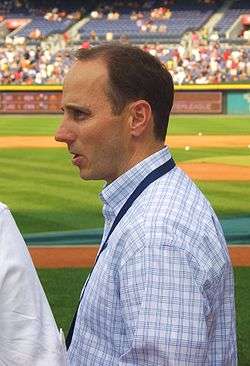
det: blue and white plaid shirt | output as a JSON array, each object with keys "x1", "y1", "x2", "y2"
[{"x1": 68, "y1": 147, "x2": 237, "y2": 365}]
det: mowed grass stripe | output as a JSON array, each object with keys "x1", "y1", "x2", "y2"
[
  {"x1": 172, "y1": 147, "x2": 250, "y2": 162},
  {"x1": 3, "y1": 167, "x2": 248, "y2": 213},
  {"x1": 0, "y1": 193, "x2": 103, "y2": 232},
  {"x1": 4, "y1": 194, "x2": 103, "y2": 233},
  {"x1": 0, "y1": 149, "x2": 104, "y2": 232},
  {"x1": 1, "y1": 115, "x2": 250, "y2": 136},
  {"x1": 0, "y1": 115, "x2": 60, "y2": 136},
  {"x1": 183, "y1": 155, "x2": 250, "y2": 166},
  {"x1": 14, "y1": 208, "x2": 103, "y2": 233},
  {"x1": 0, "y1": 176, "x2": 102, "y2": 209},
  {"x1": 168, "y1": 115, "x2": 250, "y2": 135},
  {"x1": 0, "y1": 150, "x2": 104, "y2": 198},
  {"x1": 1, "y1": 148, "x2": 249, "y2": 233},
  {"x1": 0, "y1": 159, "x2": 85, "y2": 185},
  {"x1": 1, "y1": 146, "x2": 249, "y2": 166},
  {"x1": 197, "y1": 181, "x2": 250, "y2": 217},
  {"x1": 0, "y1": 167, "x2": 103, "y2": 209}
]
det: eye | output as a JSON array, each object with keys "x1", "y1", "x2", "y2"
[{"x1": 73, "y1": 109, "x2": 87, "y2": 121}]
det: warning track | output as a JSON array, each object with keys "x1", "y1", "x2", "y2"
[{"x1": 28, "y1": 245, "x2": 250, "y2": 268}]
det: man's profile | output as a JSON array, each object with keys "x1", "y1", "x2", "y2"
[{"x1": 55, "y1": 44, "x2": 237, "y2": 365}]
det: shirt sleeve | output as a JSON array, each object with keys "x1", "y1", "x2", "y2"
[
  {"x1": 0, "y1": 206, "x2": 68, "y2": 366},
  {"x1": 118, "y1": 244, "x2": 234, "y2": 365}
]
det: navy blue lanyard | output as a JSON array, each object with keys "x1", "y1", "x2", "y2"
[{"x1": 66, "y1": 157, "x2": 176, "y2": 349}]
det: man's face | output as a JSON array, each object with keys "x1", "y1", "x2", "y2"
[{"x1": 55, "y1": 59, "x2": 130, "y2": 183}]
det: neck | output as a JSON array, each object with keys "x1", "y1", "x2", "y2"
[{"x1": 109, "y1": 140, "x2": 165, "y2": 184}]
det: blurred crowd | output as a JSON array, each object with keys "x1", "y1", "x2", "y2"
[
  {"x1": 0, "y1": 45, "x2": 74, "y2": 84},
  {"x1": 141, "y1": 31, "x2": 250, "y2": 84},
  {"x1": 0, "y1": 40, "x2": 249, "y2": 85},
  {"x1": 0, "y1": 0, "x2": 29, "y2": 14},
  {"x1": 0, "y1": 0, "x2": 249, "y2": 85}
]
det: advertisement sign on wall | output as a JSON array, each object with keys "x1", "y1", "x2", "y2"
[
  {"x1": 0, "y1": 92, "x2": 62, "y2": 113},
  {"x1": 172, "y1": 91, "x2": 223, "y2": 114}
]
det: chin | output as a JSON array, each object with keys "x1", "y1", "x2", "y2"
[
  {"x1": 79, "y1": 171, "x2": 92, "y2": 180},
  {"x1": 79, "y1": 168, "x2": 97, "y2": 181}
]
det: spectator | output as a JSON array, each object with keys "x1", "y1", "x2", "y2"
[
  {"x1": 89, "y1": 30, "x2": 98, "y2": 42},
  {"x1": 158, "y1": 24, "x2": 167, "y2": 33},
  {"x1": 0, "y1": 39, "x2": 249, "y2": 85},
  {"x1": 106, "y1": 31, "x2": 113, "y2": 41},
  {"x1": 90, "y1": 10, "x2": 102, "y2": 19},
  {"x1": 29, "y1": 28, "x2": 42, "y2": 40},
  {"x1": 81, "y1": 40, "x2": 90, "y2": 49},
  {"x1": 107, "y1": 11, "x2": 120, "y2": 20}
]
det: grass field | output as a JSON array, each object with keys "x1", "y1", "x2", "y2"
[
  {"x1": 168, "y1": 115, "x2": 250, "y2": 135},
  {"x1": 0, "y1": 114, "x2": 250, "y2": 135},
  {"x1": 0, "y1": 145, "x2": 249, "y2": 232},
  {"x1": 1, "y1": 114, "x2": 250, "y2": 363}
]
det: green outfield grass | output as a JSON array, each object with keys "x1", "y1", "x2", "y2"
[
  {"x1": 0, "y1": 148, "x2": 103, "y2": 232},
  {"x1": 0, "y1": 114, "x2": 250, "y2": 136},
  {"x1": 0, "y1": 147, "x2": 249, "y2": 232},
  {"x1": 168, "y1": 115, "x2": 250, "y2": 135},
  {"x1": 182, "y1": 155, "x2": 250, "y2": 166},
  {"x1": 197, "y1": 182, "x2": 250, "y2": 218},
  {"x1": 38, "y1": 267, "x2": 250, "y2": 365},
  {"x1": 0, "y1": 115, "x2": 60, "y2": 136},
  {"x1": 173, "y1": 147, "x2": 250, "y2": 162}
]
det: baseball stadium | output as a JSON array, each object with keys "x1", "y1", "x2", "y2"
[{"x1": 0, "y1": 0, "x2": 250, "y2": 364}]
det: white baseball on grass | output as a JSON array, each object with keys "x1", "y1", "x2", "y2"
[{"x1": 185, "y1": 146, "x2": 190, "y2": 151}]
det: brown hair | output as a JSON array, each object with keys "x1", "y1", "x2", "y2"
[{"x1": 75, "y1": 43, "x2": 174, "y2": 141}]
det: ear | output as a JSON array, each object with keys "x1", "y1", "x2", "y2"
[{"x1": 128, "y1": 100, "x2": 152, "y2": 137}]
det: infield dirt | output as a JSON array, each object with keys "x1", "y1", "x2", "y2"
[
  {"x1": 1, "y1": 135, "x2": 250, "y2": 148},
  {"x1": 28, "y1": 245, "x2": 250, "y2": 268}
]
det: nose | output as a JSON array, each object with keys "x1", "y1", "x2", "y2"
[{"x1": 55, "y1": 121, "x2": 75, "y2": 144}]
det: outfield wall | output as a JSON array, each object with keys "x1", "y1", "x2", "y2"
[{"x1": 0, "y1": 84, "x2": 249, "y2": 114}]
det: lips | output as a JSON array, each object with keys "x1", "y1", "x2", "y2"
[{"x1": 71, "y1": 153, "x2": 82, "y2": 167}]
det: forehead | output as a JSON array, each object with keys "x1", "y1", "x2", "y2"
[{"x1": 63, "y1": 59, "x2": 109, "y2": 104}]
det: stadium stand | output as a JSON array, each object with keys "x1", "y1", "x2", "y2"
[
  {"x1": 0, "y1": 0, "x2": 249, "y2": 85},
  {"x1": 214, "y1": 0, "x2": 250, "y2": 39},
  {"x1": 13, "y1": 17, "x2": 74, "y2": 38},
  {"x1": 79, "y1": 1, "x2": 223, "y2": 43}
]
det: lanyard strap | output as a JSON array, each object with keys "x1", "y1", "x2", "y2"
[{"x1": 66, "y1": 157, "x2": 176, "y2": 349}]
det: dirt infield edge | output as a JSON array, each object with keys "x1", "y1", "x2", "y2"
[{"x1": 29, "y1": 245, "x2": 250, "y2": 268}]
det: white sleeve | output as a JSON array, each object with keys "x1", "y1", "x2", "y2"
[{"x1": 0, "y1": 204, "x2": 68, "y2": 366}]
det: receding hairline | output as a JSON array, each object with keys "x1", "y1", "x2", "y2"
[
  {"x1": 68, "y1": 52, "x2": 126, "y2": 114},
  {"x1": 63, "y1": 55, "x2": 121, "y2": 116},
  {"x1": 64, "y1": 56, "x2": 109, "y2": 89}
]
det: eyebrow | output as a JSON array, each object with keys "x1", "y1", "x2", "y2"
[{"x1": 61, "y1": 103, "x2": 92, "y2": 115}]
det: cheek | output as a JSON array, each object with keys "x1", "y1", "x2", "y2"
[{"x1": 78, "y1": 117, "x2": 123, "y2": 157}]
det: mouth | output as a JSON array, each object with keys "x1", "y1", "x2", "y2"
[{"x1": 70, "y1": 152, "x2": 82, "y2": 167}]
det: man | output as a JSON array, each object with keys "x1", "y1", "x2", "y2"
[
  {"x1": 0, "y1": 202, "x2": 67, "y2": 365},
  {"x1": 55, "y1": 44, "x2": 237, "y2": 365}
]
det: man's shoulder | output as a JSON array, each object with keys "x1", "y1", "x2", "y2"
[
  {"x1": 117, "y1": 167, "x2": 206, "y2": 242},
  {"x1": 131, "y1": 167, "x2": 227, "y2": 255},
  {"x1": 139, "y1": 166, "x2": 212, "y2": 224}
]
